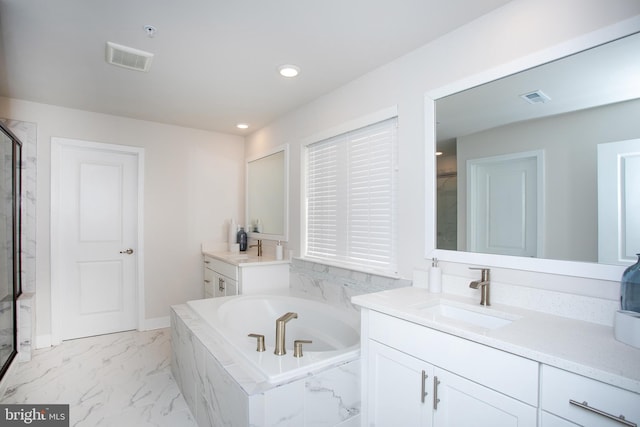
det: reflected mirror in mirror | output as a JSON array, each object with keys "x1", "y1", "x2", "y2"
[
  {"x1": 436, "y1": 31, "x2": 640, "y2": 267},
  {"x1": 246, "y1": 145, "x2": 288, "y2": 241}
]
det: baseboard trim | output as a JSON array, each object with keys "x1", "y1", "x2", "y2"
[
  {"x1": 35, "y1": 318, "x2": 169, "y2": 348},
  {"x1": 141, "y1": 316, "x2": 170, "y2": 331},
  {"x1": 36, "y1": 334, "x2": 52, "y2": 349}
]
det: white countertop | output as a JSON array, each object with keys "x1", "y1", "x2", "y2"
[
  {"x1": 203, "y1": 250, "x2": 290, "y2": 267},
  {"x1": 352, "y1": 287, "x2": 640, "y2": 394}
]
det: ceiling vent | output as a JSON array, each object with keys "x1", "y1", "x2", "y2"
[
  {"x1": 520, "y1": 90, "x2": 551, "y2": 104},
  {"x1": 106, "y1": 42, "x2": 154, "y2": 72}
]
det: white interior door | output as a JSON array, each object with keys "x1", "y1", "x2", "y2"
[
  {"x1": 467, "y1": 151, "x2": 543, "y2": 257},
  {"x1": 598, "y1": 138, "x2": 640, "y2": 265},
  {"x1": 52, "y1": 138, "x2": 142, "y2": 341}
]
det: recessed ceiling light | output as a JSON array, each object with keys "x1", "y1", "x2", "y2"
[
  {"x1": 236, "y1": 123, "x2": 249, "y2": 129},
  {"x1": 435, "y1": 151, "x2": 443, "y2": 156},
  {"x1": 278, "y1": 64, "x2": 300, "y2": 78}
]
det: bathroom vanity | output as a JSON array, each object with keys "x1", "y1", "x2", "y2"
[
  {"x1": 202, "y1": 251, "x2": 289, "y2": 298},
  {"x1": 353, "y1": 287, "x2": 640, "y2": 427}
]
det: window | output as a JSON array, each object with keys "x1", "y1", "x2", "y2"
[{"x1": 305, "y1": 117, "x2": 398, "y2": 275}]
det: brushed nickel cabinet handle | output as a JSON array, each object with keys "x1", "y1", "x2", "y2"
[
  {"x1": 421, "y1": 370, "x2": 429, "y2": 403},
  {"x1": 204, "y1": 280, "x2": 211, "y2": 283},
  {"x1": 218, "y1": 277, "x2": 225, "y2": 291},
  {"x1": 569, "y1": 400, "x2": 636, "y2": 427},
  {"x1": 433, "y1": 376, "x2": 441, "y2": 410}
]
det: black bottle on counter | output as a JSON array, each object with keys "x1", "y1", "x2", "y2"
[{"x1": 237, "y1": 227, "x2": 248, "y2": 252}]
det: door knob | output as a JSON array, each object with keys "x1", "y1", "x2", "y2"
[{"x1": 119, "y1": 248, "x2": 134, "y2": 255}]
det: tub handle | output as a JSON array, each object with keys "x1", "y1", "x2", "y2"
[
  {"x1": 248, "y1": 333, "x2": 266, "y2": 352},
  {"x1": 293, "y1": 340, "x2": 312, "y2": 358}
]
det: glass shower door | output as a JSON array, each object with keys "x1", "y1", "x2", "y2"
[{"x1": 0, "y1": 123, "x2": 19, "y2": 380}]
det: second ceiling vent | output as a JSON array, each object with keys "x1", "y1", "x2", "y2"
[
  {"x1": 519, "y1": 90, "x2": 551, "y2": 104},
  {"x1": 106, "y1": 42, "x2": 154, "y2": 72}
]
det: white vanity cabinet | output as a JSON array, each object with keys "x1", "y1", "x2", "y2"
[
  {"x1": 540, "y1": 365, "x2": 640, "y2": 427},
  {"x1": 203, "y1": 256, "x2": 238, "y2": 298},
  {"x1": 364, "y1": 310, "x2": 538, "y2": 427},
  {"x1": 368, "y1": 340, "x2": 433, "y2": 426},
  {"x1": 202, "y1": 253, "x2": 289, "y2": 298},
  {"x1": 203, "y1": 265, "x2": 215, "y2": 298}
]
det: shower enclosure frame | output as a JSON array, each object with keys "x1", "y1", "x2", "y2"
[{"x1": 0, "y1": 120, "x2": 22, "y2": 381}]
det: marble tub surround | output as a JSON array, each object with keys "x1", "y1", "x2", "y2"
[
  {"x1": 187, "y1": 294, "x2": 360, "y2": 385},
  {"x1": 171, "y1": 297, "x2": 361, "y2": 427},
  {"x1": 0, "y1": 328, "x2": 196, "y2": 426},
  {"x1": 352, "y1": 287, "x2": 640, "y2": 394},
  {"x1": 290, "y1": 257, "x2": 411, "y2": 314}
]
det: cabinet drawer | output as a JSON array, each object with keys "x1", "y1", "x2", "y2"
[
  {"x1": 540, "y1": 411, "x2": 579, "y2": 427},
  {"x1": 541, "y1": 365, "x2": 640, "y2": 426},
  {"x1": 203, "y1": 256, "x2": 238, "y2": 280},
  {"x1": 369, "y1": 310, "x2": 539, "y2": 406}
]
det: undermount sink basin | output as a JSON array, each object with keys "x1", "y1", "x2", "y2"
[{"x1": 419, "y1": 301, "x2": 519, "y2": 330}]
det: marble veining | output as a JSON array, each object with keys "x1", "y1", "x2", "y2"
[
  {"x1": 290, "y1": 258, "x2": 410, "y2": 314},
  {"x1": 2, "y1": 118, "x2": 37, "y2": 362},
  {"x1": 17, "y1": 293, "x2": 35, "y2": 361},
  {"x1": 1, "y1": 118, "x2": 37, "y2": 294},
  {"x1": 0, "y1": 328, "x2": 196, "y2": 426},
  {"x1": 171, "y1": 299, "x2": 361, "y2": 426}
]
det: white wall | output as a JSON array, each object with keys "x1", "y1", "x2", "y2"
[
  {"x1": 0, "y1": 97, "x2": 245, "y2": 341},
  {"x1": 246, "y1": 0, "x2": 640, "y2": 303}
]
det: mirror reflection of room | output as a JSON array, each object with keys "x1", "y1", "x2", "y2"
[
  {"x1": 247, "y1": 149, "x2": 285, "y2": 237},
  {"x1": 436, "y1": 32, "x2": 640, "y2": 266}
]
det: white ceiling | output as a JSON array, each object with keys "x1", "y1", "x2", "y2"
[{"x1": 0, "y1": 0, "x2": 513, "y2": 136}]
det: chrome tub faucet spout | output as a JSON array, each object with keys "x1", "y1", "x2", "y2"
[
  {"x1": 469, "y1": 267, "x2": 491, "y2": 306},
  {"x1": 274, "y1": 312, "x2": 298, "y2": 355}
]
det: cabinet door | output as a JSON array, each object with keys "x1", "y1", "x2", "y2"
[
  {"x1": 213, "y1": 273, "x2": 238, "y2": 297},
  {"x1": 432, "y1": 368, "x2": 537, "y2": 427},
  {"x1": 368, "y1": 340, "x2": 433, "y2": 427},
  {"x1": 203, "y1": 268, "x2": 214, "y2": 298},
  {"x1": 214, "y1": 274, "x2": 225, "y2": 298},
  {"x1": 225, "y1": 279, "x2": 238, "y2": 296}
]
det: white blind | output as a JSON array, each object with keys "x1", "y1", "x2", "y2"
[{"x1": 306, "y1": 117, "x2": 398, "y2": 274}]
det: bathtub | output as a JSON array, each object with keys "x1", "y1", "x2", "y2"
[{"x1": 186, "y1": 293, "x2": 360, "y2": 384}]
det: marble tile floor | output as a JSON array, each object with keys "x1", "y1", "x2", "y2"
[{"x1": 0, "y1": 328, "x2": 198, "y2": 427}]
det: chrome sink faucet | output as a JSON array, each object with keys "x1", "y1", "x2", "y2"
[
  {"x1": 274, "y1": 312, "x2": 298, "y2": 355},
  {"x1": 469, "y1": 267, "x2": 491, "y2": 306}
]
